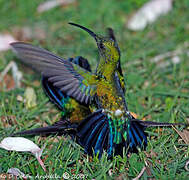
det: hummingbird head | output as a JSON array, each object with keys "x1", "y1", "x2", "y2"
[{"x1": 69, "y1": 23, "x2": 120, "y2": 62}]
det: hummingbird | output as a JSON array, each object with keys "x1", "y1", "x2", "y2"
[{"x1": 11, "y1": 23, "x2": 185, "y2": 158}]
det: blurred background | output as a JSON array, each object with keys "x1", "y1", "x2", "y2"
[{"x1": 0, "y1": 0, "x2": 189, "y2": 178}]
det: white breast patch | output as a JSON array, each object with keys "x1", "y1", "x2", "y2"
[{"x1": 115, "y1": 109, "x2": 122, "y2": 116}]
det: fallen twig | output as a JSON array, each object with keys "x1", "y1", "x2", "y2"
[
  {"x1": 0, "y1": 61, "x2": 22, "y2": 88},
  {"x1": 132, "y1": 166, "x2": 146, "y2": 180}
]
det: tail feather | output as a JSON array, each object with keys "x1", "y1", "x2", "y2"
[
  {"x1": 98, "y1": 126, "x2": 109, "y2": 154},
  {"x1": 127, "y1": 121, "x2": 147, "y2": 152},
  {"x1": 91, "y1": 122, "x2": 109, "y2": 156},
  {"x1": 134, "y1": 123, "x2": 146, "y2": 141},
  {"x1": 13, "y1": 120, "x2": 77, "y2": 136},
  {"x1": 134, "y1": 119, "x2": 186, "y2": 127},
  {"x1": 76, "y1": 110, "x2": 110, "y2": 157},
  {"x1": 77, "y1": 109, "x2": 104, "y2": 137},
  {"x1": 131, "y1": 125, "x2": 142, "y2": 146},
  {"x1": 107, "y1": 127, "x2": 114, "y2": 156},
  {"x1": 82, "y1": 120, "x2": 105, "y2": 153}
]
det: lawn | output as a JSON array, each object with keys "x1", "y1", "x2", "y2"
[{"x1": 0, "y1": 0, "x2": 189, "y2": 179}]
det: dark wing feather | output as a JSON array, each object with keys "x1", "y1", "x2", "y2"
[{"x1": 11, "y1": 42, "x2": 97, "y2": 104}]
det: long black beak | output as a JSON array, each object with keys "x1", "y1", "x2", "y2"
[{"x1": 69, "y1": 22, "x2": 97, "y2": 41}]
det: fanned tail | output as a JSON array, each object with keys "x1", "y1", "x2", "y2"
[{"x1": 75, "y1": 110, "x2": 149, "y2": 158}]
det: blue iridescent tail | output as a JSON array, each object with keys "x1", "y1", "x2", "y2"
[
  {"x1": 76, "y1": 110, "x2": 148, "y2": 158},
  {"x1": 76, "y1": 110, "x2": 110, "y2": 158},
  {"x1": 126, "y1": 120, "x2": 147, "y2": 153}
]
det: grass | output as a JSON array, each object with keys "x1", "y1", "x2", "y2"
[{"x1": 0, "y1": 0, "x2": 189, "y2": 179}]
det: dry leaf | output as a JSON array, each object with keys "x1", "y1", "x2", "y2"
[
  {"x1": 0, "y1": 74, "x2": 15, "y2": 91},
  {"x1": 108, "y1": 169, "x2": 113, "y2": 176},
  {"x1": 127, "y1": 0, "x2": 173, "y2": 31},
  {"x1": 0, "y1": 173, "x2": 13, "y2": 180},
  {"x1": 37, "y1": 0, "x2": 76, "y2": 13},
  {"x1": 145, "y1": 166, "x2": 154, "y2": 179},
  {"x1": 130, "y1": 112, "x2": 146, "y2": 120},
  {"x1": 24, "y1": 87, "x2": 37, "y2": 109},
  {"x1": 0, "y1": 137, "x2": 41, "y2": 152},
  {"x1": 115, "y1": 173, "x2": 127, "y2": 180},
  {"x1": 186, "y1": 118, "x2": 189, "y2": 124},
  {"x1": 17, "y1": 95, "x2": 24, "y2": 102},
  {"x1": 0, "y1": 33, "x2": 17, "y2": 52},
  {"x1": 130, "y1": 112, "x2": 138, "y2": 119},
  {"x1": 1, "y1": 115, "x2": 17, "y2": 128},
  {"x1": 33, "y1": 80, "x2": 40, "y2": 87},
  {"x1": 0, "y1": 137, "x2": 46, "y2": 171},
  {"x1": 173, "y1": 127, "x2": 189, "y2": 144}
]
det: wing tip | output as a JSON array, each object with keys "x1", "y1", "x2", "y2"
[
  {"x1": 10, "y1": 41, "x2": 28, "y2": 55},
  {"x1": 10, "y1": 41, "x2": 26, "y2": 48}
]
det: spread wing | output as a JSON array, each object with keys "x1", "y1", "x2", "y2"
[{"x1": 11, "y1": 42, "x2": 97, "y2": 104}]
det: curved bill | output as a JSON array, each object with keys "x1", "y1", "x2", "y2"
[{"x1": 69, "y1": 22, "x2": 97, "y2": 41}]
